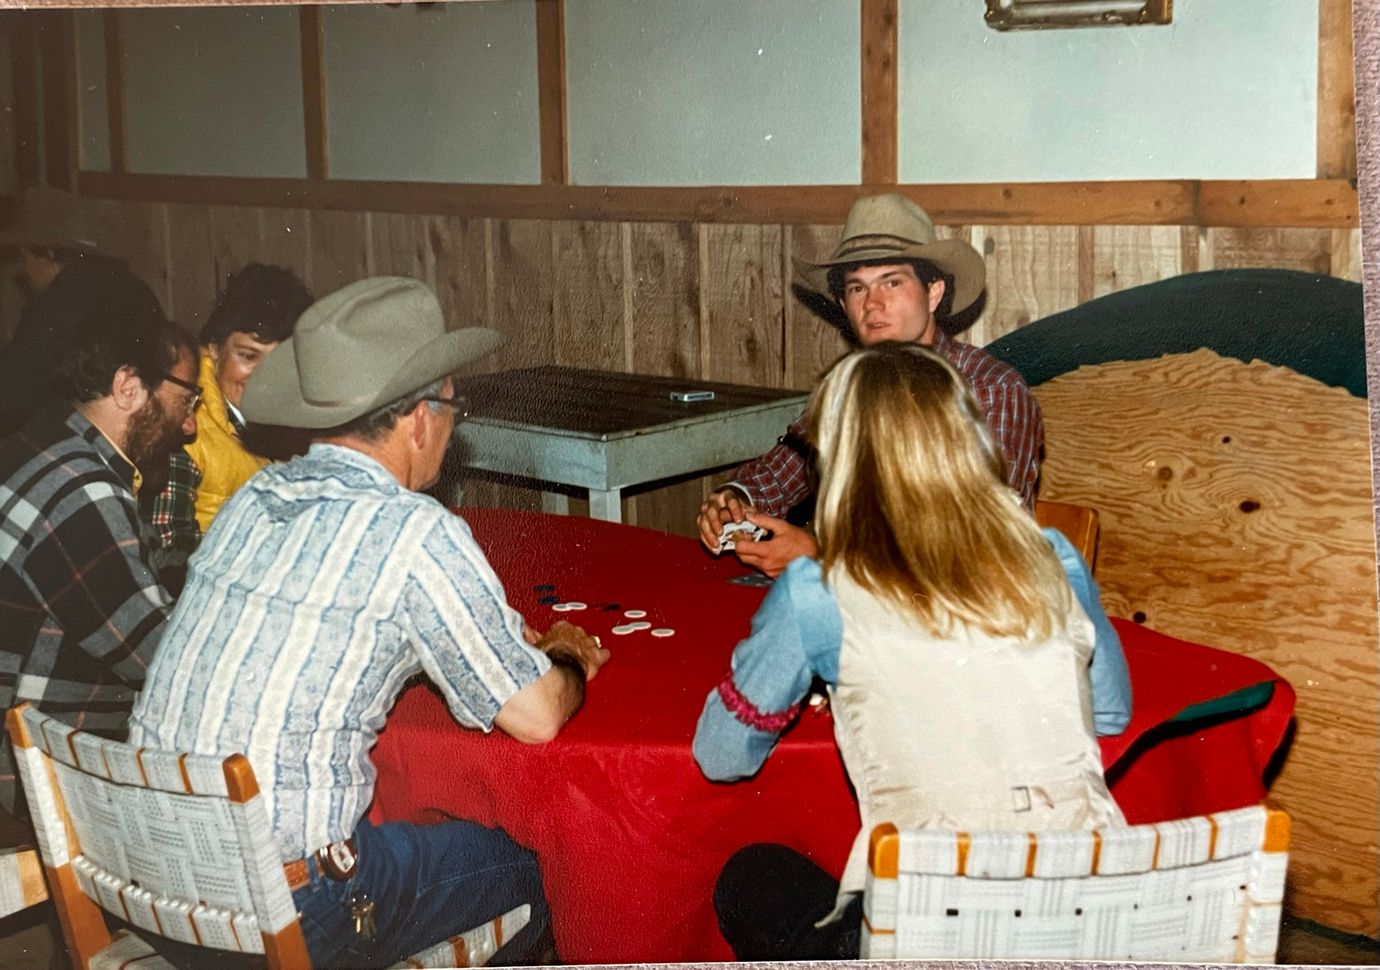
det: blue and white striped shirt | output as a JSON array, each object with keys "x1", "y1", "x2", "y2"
[{"x1": 128, "y1": 444, "x2": 550, "y2": 861}]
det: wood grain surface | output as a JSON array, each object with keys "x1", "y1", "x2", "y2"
[{"x1": 1037, "y1": 349, "x2": 1379, "y2": 936}]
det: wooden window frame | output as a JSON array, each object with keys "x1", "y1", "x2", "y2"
[{"x1": 14, "y1": 0, "x2": 1359, "y2": 229}]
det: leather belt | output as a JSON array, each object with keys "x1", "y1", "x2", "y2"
[
  {"x1": 283, "y1": 838, "x2": 358, "y2": 891},
  {"x1": 283, "y1": 858, "x2": 311, "y2": 891}
]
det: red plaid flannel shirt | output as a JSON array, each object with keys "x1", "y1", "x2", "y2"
[{"x1": 724, "y1": 331, "x2": 1044, "y2": 514}]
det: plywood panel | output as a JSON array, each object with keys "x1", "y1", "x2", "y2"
[
  {"x1": 1207, "y1": 227, "x2": 1333, "y2": 275},
  {"x1": 552, "y1": 220, "x2": 624, "y2": 371},
  {"x1": 1087, "y1": 226, "x2": 1184, "y2": 299},
  {"x1": 699, "y1": 223, "x2": 784, "y2": 386},
  {"x1": 967, "y1": 224, "x2": 1080, "y2": 346},
  {"x1": 1037, "y1": 349, "x2": 1379, "y2": 936}
]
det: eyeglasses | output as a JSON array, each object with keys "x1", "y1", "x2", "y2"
[
  {"x1": 420, "y1": 395, "x2": 469, "y2": 421},
  {"x1": 160, "y1": 372, "x2": 204, "y2": 415}
]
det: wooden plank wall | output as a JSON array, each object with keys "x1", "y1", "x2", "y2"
[{"x1": 86, "y1": 197, "x2": 1366, "y2": 532}]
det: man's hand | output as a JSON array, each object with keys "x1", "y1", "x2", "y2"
[
  {"x1": 522, "y1": 623, "x2": 542, "y2": 646},
  {"x1": 537, "y1": 619, "x2": 610, "y2": 681},
  {"x1": 697, "y1": 488, "x2": 751, "y2": 553},
  {"x1": 732, "y1": 513, "x2": 818, "y2": 578}
]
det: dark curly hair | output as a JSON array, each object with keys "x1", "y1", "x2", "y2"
[
  {"x1": 56, "y1": 308, "x2": 197, "y2": 404},
  {"x1": 825, "y1": 257, "x2": 954, "y2": 319},
  {"x1": 200, "y1": 263, "x2": 313, "y2": 347}
]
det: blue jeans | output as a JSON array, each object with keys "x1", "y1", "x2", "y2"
[{"x1": 292, "y1": 816, "x2": 552, "y2": 968}]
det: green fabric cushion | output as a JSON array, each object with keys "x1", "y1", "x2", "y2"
[{"x1": 983, "y1": 269, "x2": 1366, "y2": 397}]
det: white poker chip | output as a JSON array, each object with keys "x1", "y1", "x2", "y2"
[
  {"x1": 611, "y1": 624, "x2": 640, "y2": 635},
  {"x1": 626, "y1": 621, "x2": 652, "y2": 631},
  {"x1": 623, "y1": 609, "x2": 647, "y2": 619},
  {"x1": 650, "y1": 628, "x2": 676, "y2": 638},
  {"x1": 552, "y1": 601, "x2": 587, "y2": 612}
]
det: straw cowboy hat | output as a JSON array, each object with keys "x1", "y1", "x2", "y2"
[
  {"x1": 241, "y1": 276, "x2": 503, "y2": 429},
  {"x1": 0, "y1": 186, "x2": 119, "y2": 254},
  {"x1": 793, "y1": 193, "x2": 986, "y2": 315}
]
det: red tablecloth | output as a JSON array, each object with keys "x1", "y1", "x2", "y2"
[{"x1": 369, "y1": 509, "x2": 1294, "y2": 964}]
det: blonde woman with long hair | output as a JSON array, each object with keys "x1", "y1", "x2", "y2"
[{"x1": 693, "y1": 342, "x2": 1130, "y2": 960}]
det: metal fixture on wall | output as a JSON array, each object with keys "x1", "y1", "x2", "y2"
[{"x1": 984, "y1": 0, "x2": 1173, "y2": 31}]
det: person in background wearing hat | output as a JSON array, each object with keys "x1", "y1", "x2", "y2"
[
  {"x1": 0, "y1": 187, "x2": 165, "y2": 437},
  {"x1": 139, "y1": 263, "x2": 313, "y2": 593},
  {"x1": 127, "y1": 277, "x2": 608, "y2": 968},
  {"x1": 696, "y1": 193, "x2": 1044, "y2": 578},
  {"x1": 0, "y1": 303, "x2": 199, "y2": 825}
]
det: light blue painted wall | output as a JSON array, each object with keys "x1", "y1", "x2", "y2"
[
  {"x1": 897, "y1": 0, "x2": 1318, "y2": 182},
  {"x1": 321, "y1": 3, "x2": 541, "y2": 184},
  {"x1": 74, "y1": 0, "x2": 1323, "y2": 186},
  {"x1": 565, "y1": 0, "x2": 860, "y2": 186},
  {"x1": 122, "y1": 7, "x2": 306, "y2": 178},
  {"x1": 74, "y1": 12, "x2": 110, "y2": 173}
]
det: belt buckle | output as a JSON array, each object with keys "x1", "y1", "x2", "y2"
[{"x1": 315, "y1": 838, "x2": 358, "y2": 881}]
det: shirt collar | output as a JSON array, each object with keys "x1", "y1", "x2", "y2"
[
  {"x1": 68, "y1": 408, "x2": 143, "y2": 495},
  {"x1": 306, "y1": 442, "x2": 401, "y2": 488},
  {"x1": 928, "y1": 328, "x2": 955, "y2": 357},
  {"x1": 225, "y1": 399, "x2": 246, "y2": 434}
]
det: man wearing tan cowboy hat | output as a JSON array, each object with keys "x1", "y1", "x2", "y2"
[
  {"x1": 0, "y1": 187, "x2": 164, "y2": 436},
  {"x1": 128, "y1": 277, "x2": 608, "y2": 967},
  {"x1": 696, "y1": 193, "x2": 1043, "y2": 577}
]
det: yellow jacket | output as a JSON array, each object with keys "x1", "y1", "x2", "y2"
[{"x1": 185, "y1": 351, "x2": 269, "y2": 533}]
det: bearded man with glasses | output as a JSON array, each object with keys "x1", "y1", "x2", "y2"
[{"x1": 0, "y1": 304, "x2": 198, "y2": 825}]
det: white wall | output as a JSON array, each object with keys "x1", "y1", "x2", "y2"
[
  {"x1": 897, "y1": 0, "x2": 1318, "y2": 182},
  {"x1": 122, "y1": 6, "x2": 306, "y2": 178},
  {"x1": 321, "y1": 3, "x2": 541, "y2": 184},
  {"x1": 565, "y1": 0, "x2": 860, "y2": 186}
]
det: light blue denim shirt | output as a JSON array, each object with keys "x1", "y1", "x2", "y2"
[{"x1": 692, "y1": 528, "x2": 1132, "y2": 781}]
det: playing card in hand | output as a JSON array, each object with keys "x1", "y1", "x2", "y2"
[{"x1": 718, "y1": 519, "x2": 768, "y2": 552}]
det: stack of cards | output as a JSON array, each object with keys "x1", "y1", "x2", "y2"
[{"x1": 717, "y1": 520, "x2": 767, "y2": 552}]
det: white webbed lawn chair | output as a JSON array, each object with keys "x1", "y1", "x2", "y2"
[
  {"x1": 7, "y1": 703, "x2": 528, "y2": 969},
  {"x1": 863, "y1": 804, "x2": 1289, "y2": 963}
]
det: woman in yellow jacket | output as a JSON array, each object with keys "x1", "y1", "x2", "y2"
[{"x1": 141, "y1": 264, "x2": 312, "y2": 592}]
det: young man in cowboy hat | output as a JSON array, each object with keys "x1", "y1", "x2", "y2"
[
  {"x1": 128, "y1": 277, "x2": 608, "y2": 967},
  {"x1": 696, "y1": 193, "x2": 1043, "y2": 577},
  {"x1": 0, "y1": 187, "x2": 164, "y2": 436}
]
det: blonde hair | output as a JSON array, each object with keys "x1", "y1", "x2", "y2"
[{"x1": 806, "y1": 342, "x2": 1070, "y2": 639}]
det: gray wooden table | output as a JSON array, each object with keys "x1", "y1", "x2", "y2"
[{"x1": 455, "y1": 366, "x2": 807, "y2": 522}]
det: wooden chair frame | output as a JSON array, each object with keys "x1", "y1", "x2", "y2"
[
  {"x1": 1035, "y1": 498, "x2": 1100, "y2": 568},
  {"x1": 6, "y1": 704, "x2": 530, "y2": 970}
]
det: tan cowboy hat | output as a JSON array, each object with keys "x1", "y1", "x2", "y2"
[
  {"x1": 793, "y1": 193, "x2": 986, "y2": 315},
  {"x1": 0, "y1": 186, "x2": 119, "y2": 255},
  {"x1": 241, "y1": 276, "x2": 503, "y2": 429}
]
